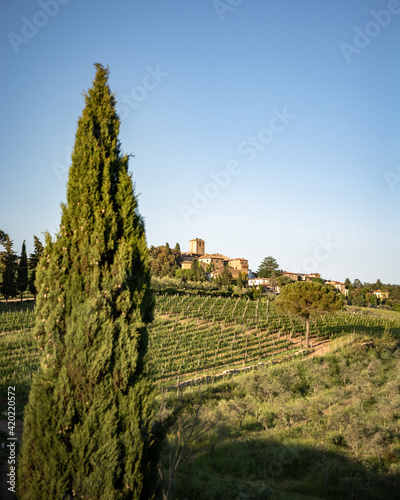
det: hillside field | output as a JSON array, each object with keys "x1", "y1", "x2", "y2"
[{"x1": 1, "y1": 295, "x2": 400, "y2": 498}]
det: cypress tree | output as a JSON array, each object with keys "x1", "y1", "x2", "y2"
[
  {"x1": 17, "y1": 64, "x2": 160, "y2": 499},
  {"x1": 28, "y1": 235, "x2": 44, "y2": 296},
  {"x1": 237, "y1": 271, "x2": 243, "y2": 290},
  {"x1": 0, "y1": 234, "x2": 17, "y2": 301},
  {"x1": 17, "y1": 240, "x2": 28, "y2": 301}
]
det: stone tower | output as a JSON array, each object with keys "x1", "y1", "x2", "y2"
[{"x1": 189, "y1": 238, "x2": 205, "y2": 256}]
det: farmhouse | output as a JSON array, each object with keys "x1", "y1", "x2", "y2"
[
  {"x1": 371, "y1": 289, "x2": 389, "y2": 299},
  {"x1": 247, "y1": 277, "x2": 280, "y2": 293}
]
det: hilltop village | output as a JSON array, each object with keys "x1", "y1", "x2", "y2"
[
  {"x1": 184, "y1": 238, "x2": 345, "y2": 291},
  {"x1": 157, "y1": 237, "x2": 352, "y2": 295},
  {"x1": 148, "y1": 238, "x2": 394, "y2": 305}
]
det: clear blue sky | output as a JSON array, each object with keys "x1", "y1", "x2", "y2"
[{"x1": 1, "y1": 0, "x2": 399, "y2": 284}]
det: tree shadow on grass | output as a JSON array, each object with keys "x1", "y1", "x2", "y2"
[{"x1": 172, "y1": 437, "x2": 400, "y2": 500}]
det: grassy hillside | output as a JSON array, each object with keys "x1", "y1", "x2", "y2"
[{"x1": 158, "y1": 339, "x2": 400, "y2": 499}]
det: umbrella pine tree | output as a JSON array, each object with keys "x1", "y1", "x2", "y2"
[{"x1": 17, "y1": 64, "x2": 159, "y2": 499}]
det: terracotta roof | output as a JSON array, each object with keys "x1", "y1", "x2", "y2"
[{"x1": 199, "y1": 253, "x2": 229, "y2": 260}]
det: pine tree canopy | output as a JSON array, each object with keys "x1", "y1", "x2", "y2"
[
  {"x1": 257, "y1": 256, "x2": 281, "y2": 278},
  {"x1": 275, "y1": 281, "x2": 343, "y2": 348},
  {"x1": 18, "y1": 64, "x2": 159, "y2": 500}
]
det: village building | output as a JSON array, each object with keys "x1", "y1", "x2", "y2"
[
  {"x1": 300, "y1": 273, "x2": 321, "y2": 281},
  {"x1": 181, "y1": 260, "x2": 193, "y2": 270},
  {"x1": 282, "y1": 271, "x2": 300, "y2": 281},
  {"x1": 371, "y1": 290, "x2": 389, "y2": 299},
  {"x1": 247, "y1": 277, "x2": 279, "y2": 292},
  {"x1": 325, "y1": 280, "x2": 347, "y2": 295},
  {"x1": 198, "y1": 253, "x2": 229, "y2": 271},
  {"x1": 281, "y1": 272, "x2": 321, "y2": 282},
  {"x1": 228, "y1": 258, "x2": 249, "y2": 274}
]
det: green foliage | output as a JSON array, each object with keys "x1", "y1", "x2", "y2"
[
  {"x1": 0, "y1": 233, "x2": 18, "y2": 301},
  {"x1": 252, "y1": 284, "x2": 265, "y2": 299},
  {"x1": 17, "y1": 240, "x2": 28, "y2": 300},
  {"x1": 191, "y1": 259, "x2": 206, "y2": 282},
  {"x1": 17, "y1": 64, "x2": 160, "y2": 499},
  {"x1": 205, "y1": 261, "x2": 215, "y2": 273},
  {"x1": 149, "y1": 242, "x2": 181, "y2": 278},
  {"x1": 276, "y1": 281, "x2": 343, "y2": 321},
  {"x1": 257, "y1": 256, "x2": 281, "y2": 278},
  {"x1": 28, "y1": 235, "x2": 44, "y2": 296},
  {"x1": 374, "y1": 326, "x2": 399, "y2": 355},
  {"x1": 218, "y1": 266, "x2": 233, "y2": 286},
  {"x1": 276, "y1": 275, "x2": 294, "y2": 288},
  {"x1": 158, "y1": 340, "x2": 400, "y2": 499},
  {"x1": 237, "y1": 270, "x2": 243, "y2": 289},
  {"x1": 174, "y1": 267, "x2": 195, "y2": 281},
  {"x1": 275, "y1": 281, "x2": 343, "y2": 347}
]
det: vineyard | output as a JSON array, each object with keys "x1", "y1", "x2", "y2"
[
  {"x1": 1, "y1": 295, "x2": 400, "y2": 406},
  {"x1": 147, "y1": 295, "x2": 400, "y2": 386}
]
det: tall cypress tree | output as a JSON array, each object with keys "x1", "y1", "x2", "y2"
[
  {"x1": 17, "y1": 64, "x2": 160, "y2": 499},
  {"x1": 28, "y1": 235, "x2": 44, "y2": 296},
  {"x1": 17, "y1": 240, "x2": 28, "y2": 301}
]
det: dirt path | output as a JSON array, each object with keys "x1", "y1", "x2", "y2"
[{"x1": 289, "y1": 336, "x2": 333, "y2": 358}]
